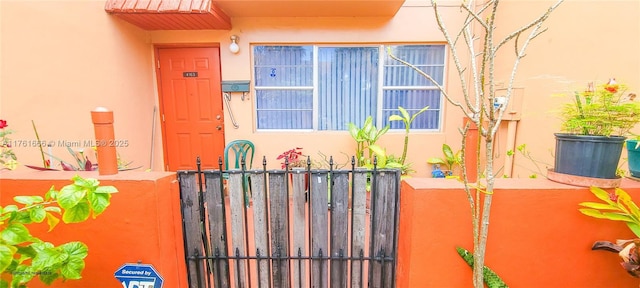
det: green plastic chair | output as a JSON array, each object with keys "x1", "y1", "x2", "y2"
[{"x1": 223, "y1": 140, "x2": 255, "y2": 205}]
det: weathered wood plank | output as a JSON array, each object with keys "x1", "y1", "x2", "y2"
[
  {"x1": 249, "y1": 172, "x2": 271, "y2": 288},
  {"x1": 330, "y1": 172, "x2": 349, "y2": 288},
  {"x1": 178, "y1": 172, "x2": 205, "y2": 288},
  {"x1": 291, "y1": 169, "x2": 307, "y2": 288},
  {"x1": 369, "y1": 171, "x2": 399, "y2": 288},
  {"x1": 311, "y1": 171, "x2": 329, "y2": 288},
  {"x1": 351, "y1": 169, "x2": 368, "y2": 288},
  {"x1": 228, "y1": 173, "x2": 248, "y2": 287},
  {"x1": 203, "y1": 172, "x2": 230, "y2": 288},
  {"x1": 269, "y1": 172, "x2": 290, "y2": 288}
]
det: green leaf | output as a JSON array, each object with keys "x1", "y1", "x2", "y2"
[
  {"x1": 579, "y1": 208, "x2": 634, "y2": 222},
  {"x1": 3, "y1": 205, "x2": 18, "y2": 213},
  {"x1": 39, "y1": 270, "x2": 60, "y2": 285},
  {"x1": 410, "y1": 106, "x2": 430, "y2": 122},
  {"x1": 589, "y1": 187, "x2": 615, "y2": 205},
  {"x1": 45, "y1": 185, "x2": 57, "y2": 201},
  {"x1": 0, "y1": 244, "x2": 17, "y2": 273},
  {"x1": 88, "y1": 193, "x2": 111, "y2": 218},
  {"x1": 45, "y1": 213, "x2": 60, "y2": 232},
  {"x1": 72, "y1": 176, "x2": 99, "y2": 189},
  {"x1": 0, "y1": 279, "x2": 8, "y2": 288},
  {"x1": 15, "y1": 246, "x2": 36, "y2": 262},
  {"x1": 61, "y1": 257, "x2": 85, "y2": 280},
  {"x1": 426, "y1": 157, "x2": 445, "y2": 165},
  {"x1": 0, "y1": 223, "x2": 31, "y2": 245},
  {"x1": 31, "y1": 246, "x2": 68, "y2": 270},
  {"x1": 578, "y1": 202, "x2": 618, "y2": 210},
  {"x1": 62, "y1": 202, "x2": 90, "y2": 223},
  {"x1": 628, "y1": 222, "x2": 640, "y2": 238},
  {"x1": 44, "y1": 206, "x2": 61, "y2": 213},
  {"x1": 13, "y1": 196, "x2": 43, "y2": 206},
  {"x1": 57, "y1": 185, "x2": 87, "y2": 210},
  {"x1": 398, "y1": 106, "x2": 410, "y2": 121},
  {"x1": 10, "y1": 265, "x2": 35, "y2": 286},
  {"x1": 388, "y1": 115, "x2": 404, "y2": 122},
  {"x1": 94, "y1": 186, "x2": 118, "y2": 194},
  {"x1": 60, "y1": 242, "x2": 88, "y2": 259},
  {"x1": 29, "y1": 206, "x2": 46, "y2": 223}
]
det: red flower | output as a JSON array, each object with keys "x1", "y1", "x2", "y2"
[
  {"x1": 0, "y1": 119, "x2": 7, "y2": 129},
  {"x1": 605, "y1": 78, "x2": 619, "y2": 93},
  {"x1": 609, "y1": 191, "x2": 619, "y2": 202}
]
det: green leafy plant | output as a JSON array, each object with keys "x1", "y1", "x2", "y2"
[
  {"x1": 561, "y1": 79, "x2": 640, "y2": 136},
  {"x1": 347, "y1": 116, "x2": 389, "y2": 167},
  {"x1": 427, "y1": 143, "x2": 462, "y2": 177},
  {"x1": 0, "y1": 175, "x2": 118, "y2": 287},
  {"x1": 579, "y1": 187, "x2": 640, "y2": 237},
  {"x1": 388, "y1": 106, "x2": 429, "y2": 164}
]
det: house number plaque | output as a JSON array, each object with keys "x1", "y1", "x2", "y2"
[{"x1": 183, "y1": 72, "x2": 198, "y2": 77}]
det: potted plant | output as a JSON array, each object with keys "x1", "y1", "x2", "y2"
[
  {"x1": 554, "y1": 78, "x2": 640, "y2": 180},
  {"x1": 427, "y1": 143, "x2": 462, "y2": 178}
]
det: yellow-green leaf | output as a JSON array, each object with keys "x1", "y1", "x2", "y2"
[
  {"x1": 578, "y1": 202, "x2": 618, "y2": 211},
  {"x1": 29, "y1": 206, "x2": 46, "y2": 223},
  {"x1": 589, "y1": 187, "x2": 615, "y2": 204},
  {"x1": 62, "y1": 202, "x2": 90, "y2": 223},
  {"x1": 0, "y1": 244, "x2": 17, "y2": 273},
  {"x1": 45, "y1": 213, "x2": 60, "y2": 232}
]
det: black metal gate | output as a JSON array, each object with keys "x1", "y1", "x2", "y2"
[{"x1": 177, "y1": 158, "x2": 401, "y2": 288}]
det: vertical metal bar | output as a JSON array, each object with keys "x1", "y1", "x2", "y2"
[
  {"x1": 194, "y1": 249, "x2": 202, "y2": 288},
  {"x1": 380, "y1": 249, "x2": 386, "y2": 288},
  {"x1": 368, "y1": 159, "x2": 378, "y2": 285},
  {"x1": 391, "y1": 170, "x2": 401, "y2": 287},
  {"x1": 359, "y1": 249, "x2": 364, "y2": 287},
  {"x1": 318, "y1": 248, "x2": 324, "y2": 288},
  {"x1": 197, "y1": 159, "x2": 213, "y2": 288},
  {"x1": 307, "y1": 166, "x2": 313, "y2": 288},
  {"x1": 339, "y1": 249, "x2": 344, "y2": 287},
  {"x1": 298, "y1": 248, "x2": 303, "y2": 288},
  {"x1": 262, "y1": 158, "x2": 273, "y2": 287},
  {"x1": 215, "y1": 248, "x2": 223, "y2": 288},
  {"x1": 241, "y1": 157, "x2": 252, "y2": 288},
  {"x1": 256, "y1": 249, "x2": 262, "y2": 288},
  {"x1": 236, "y1": 248, "x2": 243, "y2": 288},
  {"x1": 216, "y1": 158, "x2": 231, "y2": 285},
  {"x1": 349, "y1": 157, "x2": 356, "y2": 288}
]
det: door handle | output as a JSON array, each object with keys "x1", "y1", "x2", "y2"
[{"x1": 216, "y1": 125, "x2": 222, "y2": 131}]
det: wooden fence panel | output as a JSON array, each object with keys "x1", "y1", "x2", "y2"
[
  {"x1": 330, "y1": 172, "x2": 349, "y2": 287},
  {"x1": 249, "y1": 172, "x2": 271, "y2": 287},
  {"x1": 269, "y1": 172, "x2": 290, "y2": 288},
  {"x1": 203, "y1": 172, "x2": 230, "y2": 288},
  {"x1": 227, "y1": 173, "x2": 248, "y2": 287},
  {"x1": 369, "y1": 171, "x2": 400, "y2": 288},
  {"x1": 291, "y1": 170, "x2": 308, "y2": 288},
  {"x1": 178, "y1": 172, "x2": 205, "y2": 288},
  {"x1": 351, "y1": 170, "x2": 369, "y2": 288},
  {"x1": 311, "y1": 171, "x2": 329, "y2": 288}
]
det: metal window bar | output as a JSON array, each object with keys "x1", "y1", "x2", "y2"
[{"x1": 177, "y1": 156, "x2": 401, "y2": 288}]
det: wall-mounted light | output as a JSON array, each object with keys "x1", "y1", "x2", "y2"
[{"x1": 229, "y1": 35, "x2": 240, "y2": 54}]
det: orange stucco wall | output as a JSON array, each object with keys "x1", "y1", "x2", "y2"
[
  {"x1": 0, "y1": 170, "x2": 187, "y2": 287},
  {"x1": 397, "y1": 177, "x2": 640, "y2": 287},
  {"x1": 1, "y1": 1, "x2": 638, "y2": 178}
]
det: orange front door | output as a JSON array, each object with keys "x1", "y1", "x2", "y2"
[{"x1": 157, "y1": 47, "x2": 225, "y2": 171}]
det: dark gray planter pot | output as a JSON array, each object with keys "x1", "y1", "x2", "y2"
[{"x1": 554, "y1": 133, "x2": 625, "y2": 179}]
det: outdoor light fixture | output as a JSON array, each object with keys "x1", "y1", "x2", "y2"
[{"x1": 229, "y1": 35, "x2": 240, "y2": 54}]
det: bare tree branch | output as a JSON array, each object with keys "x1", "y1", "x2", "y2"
[{"x1": 495, "y1": 0, "x2": 563, "y2": 52}]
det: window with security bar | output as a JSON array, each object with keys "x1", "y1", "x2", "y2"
[{"x1": 253, "y1": 44, "x2": 446, "y2": 131}]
